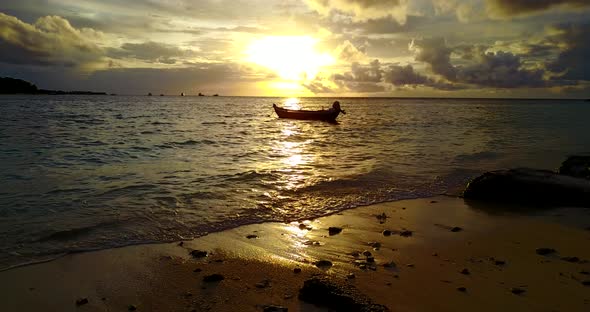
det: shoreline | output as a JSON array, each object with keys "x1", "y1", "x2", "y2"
[{"x1": 1, "y1": 196, "x2": 589, "y2": 311}]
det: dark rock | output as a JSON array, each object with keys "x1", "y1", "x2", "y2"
[
  {"x1": 382, "y1": 230, "x2": 392, "y2": 236},
  {"x1": 76, "y1": 298, "x2": 89, "y2": 306},
  {"x1": 314, "y1": 260, "x2": 333, "y2": 268},
  {"x1": 561, "y1": 256, "x2": 580, "y2": 263},
  {"x1": 203, "y1": 274, "x2": 224, "y2": 282},
  {"x1": 362, "y1": 250, "x2": 372, "y2": 257},
  {"x1": 406, "y1": 264, "x2": 414, "y2": 268},
  {"x1": 128, "y1": 304, "x2": 137, "y2": 311},
  {"x1": 430, "y1": 200, "x2": 438, "y2": 204},
  {"x1": 299, "y1": 224, "x2": 308, "y2": 230},
  {"x1": 463, "y1": 168, "x2": 590, "y2": 207},
  {"x1": 511, "y1": 287, "x2": 526, "y2": 295},
  {"x1": 294, "y1": 267, "x2": 302, "y2": 273},
  {"x1": 263, "y1": 305, "x2": 288, "y2": 312},
  {"x1": 450, "y1": 227, "x2": 462, "y2": 232},
  {"x1": 193, "y1": 268, "x2": 202, "y2": 273},
  {"x1": 256, "y1": 279, "x2": 271, "y2": 288},
  {"x1": 246, "y1": 234, "x2": 258, "y2": 239},
  {"x1": 178, "y1": 241, "x2": 184, "y2": 246},
  {"x1": 328, "y1": 227, "x2": 343, "y2": 235},
  {"x1": 580, "y1": 271, "x2": 589, "y2": 275},
  {"x1": 190, "y1": 250, "x2": 208, "y2": 258},
  {"x1": 347, "y1": 273, "x2": 356, "y2": 279},
  {"x1": 494, "y1": 260, "x2": 506, "y2": 266},
  {"x1": 399, "y1": 230, "x2": 413, "y2": 237},
  {"x1": 383, "y1": 261, "x2": 397, "y2": 268},
  {"x1": 559, "y1": 156, "x2": 590, "y2": 179},
  {"x1": 457, "y1": 287, "x2": 466, "y2": 292},
  {"x1": 536, "y1": 248, "x2": 556, "y2": 255},
  {"x1": 366, "y1": 257, "x2": 375, "y2": 263},
  {"x1": 582, "y1": 281, "x2": 590, "y2": 286},
  {"x1": 369, "y1": 242, "x2": 381, "y2": 248},
  {"x1": 298, "y1": 276, "x2": 389, "y2": 311},
  {"x1": 460, "y1": 268, "x2": 470, "y2": 275}
]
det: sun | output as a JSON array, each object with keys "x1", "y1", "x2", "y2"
[{"x1": 246, "y1": 36, "x2": 334, "y2": 82}]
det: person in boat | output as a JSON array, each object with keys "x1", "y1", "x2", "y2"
[{"x1": 328, "y1": 101, "x2": 345, "y2": 114}]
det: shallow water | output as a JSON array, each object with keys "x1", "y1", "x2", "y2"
[{"x1": 0, "y1": 95, "x2": 589, "y2": 269}]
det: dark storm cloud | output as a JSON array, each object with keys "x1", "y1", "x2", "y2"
[
  {"x1": 334, "y1": 59, "x2": 383, "y2": 82},
  {"x1": 108, "y1": 42, "x2": 198, "y2": 64},
  {"x1": 384, "y1": 64, "x2": 430, "y2": 85},
  {"x1": 546, "y1": 23, "x2": 590, "y2": 81},
  {"x1": 487, "y1": 0, "x2": 590, "y2": 17},
  {"x1": 0, "y1": 12, "x2": 103, "y2": 67},
  {"x1": 411, "y1": 38, "x2": 554, "y2": 88}
]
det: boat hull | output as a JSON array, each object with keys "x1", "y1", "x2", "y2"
[{"x1": 273, "y1": 105, "x2": 341, "y2": 121}]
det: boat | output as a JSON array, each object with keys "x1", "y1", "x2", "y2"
[{"x1": 273, "y1": 101, "x2": 345, "y2": 122}]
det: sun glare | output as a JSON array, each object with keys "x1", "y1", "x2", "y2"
[{"x1": 246, "y1": 36, "x2": 334, "y2": 82}]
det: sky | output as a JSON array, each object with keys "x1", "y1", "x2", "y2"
[{"x1": 0, "y1": 0, "x2": 589, "y2": 97}]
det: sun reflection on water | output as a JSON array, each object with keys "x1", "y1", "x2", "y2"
[{"x1": 284, "y1": 97, "x2": 301, "y2": 110}]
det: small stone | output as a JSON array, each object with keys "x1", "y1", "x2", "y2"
[
  {"x1": 580, "y1": 271, "x2": 590, "y2": 275},
  {"x1": 535, "y1": 248, "x2": 556, "y2": 255},
  {"x1": 190, "y1": 250, "x2": 208, "y2": 258},
  {"x1": 406, "y1": 264, "x2": 415, "y2": 268},
  {"x1": 347, "y1": 273, "x2": 355, "y2": 279},
  {"x1": 366, "y1": 256, "x2": 375, "y2": 263},
  {"x1": 359, "y1": 264, "x2": 367, "y2": 270},
  {"x1": 382, "y1": 230, "x2": 392, "y2": 236},
  {"x1": 351, "y1": 251, "x2": 361, "y2": 257},
  {"x1": 369, "y1": 242, "x2": 381, "y2": 248},
  {"x1": 299, "y1": 224, "x2": 308, "y2": 230},
  {"x1": 450, "y1": 227, "x2": 462, "y2": 232},
  {"x1": 284, "y1": 294, "x2": 293, "y2": 299},
  {"x1": 193, "y1": 268, "x2": 202, "y2": 273},
  {"x1": 128, "y1": 304, "x2": 137, "y2": 311},
  {"x1": 255, "y1": 279, "x2": 271, "y2": 288},
  {"x1": 561, "y1": 256, "x2": 580, "y2": 263},
  {"x1": 178, "y1": 241, "x2": 184, "y2": 246},
  {"x1": 494, "y1": 260, "x2": 506, "y2": 266},
  {"x1": 400, "y1": 230, "x2": 413, "y2": 237},
  {"x1": 383, "y1": 261, "x2": 397, "y2": 268},
  {"x1": 511, "y1": 287, "x2": 526, "y2": 295},
  {"x1": 362, "y1": 250, "x2": 372, "y2": 257},
  {"x1": 328, "y1": 227, "x2": 343, "y2": 235},
  {"x1": 76, "y1": 298, "x2": 89, "y2": 306},
  {"x1": 203, "y1": 274, "x2": 224, "y2": 282},
  {"x1": 246, "y1": 234, "x2": 258, "y2": 239},
  {"x1": 386, "y1": 282, "x2": 392, "y2": 286},
  {"x1": 294, "y1": 267, "x2": 302, "y2": 273},
  {"x1": 460, "y1": 268, "x2": 470, "y2": 275},
  {"x1": 430, "y1": 200, "x2": 438, "y2": 204},
  {"x1": 582, "y1": 280, "x2": 590, "y2": 286},
  {"x1": 457, "y1": 287, "x2": 466, "y2": 292},
  {"x1": 314, "y1": 260, "x2": 333, "y2": 268},
  {"x1": 263, "y1": 305, "x2": 288, "y2": 312}
]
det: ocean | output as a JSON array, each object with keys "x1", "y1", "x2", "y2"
[{"x1": 0, "y1": 95, "x2": 589, "y2": 270}]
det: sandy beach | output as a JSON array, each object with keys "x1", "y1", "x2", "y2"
[{"x1": 1, "y1": 196, "x2": 589, "y2": 311}]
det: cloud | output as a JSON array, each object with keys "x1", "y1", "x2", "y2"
[
  {"x1": 546, "y1": 23, "x2": 590, "y2": 81},
  {"x1": 108, "y1": 42, "x2": 198, "y2": 64},
  {"x1": 303, "y1": 0, "x2": 409, "y2": 24},
  {"x1": 384, "y1": 64, "x2": 430, "y2": 85},
  {"x1": 0, "y1": 12, "x2": 103, "y2": 67},
  {"x1": 487, "y1": 0, "x2": 590, "y2": 18},
  {"x1": 334, "y1": 40, "x2": 367, "y2": 62},
  {"x1": 411, "y1": 38, "x2": 456, "y2": 80}
]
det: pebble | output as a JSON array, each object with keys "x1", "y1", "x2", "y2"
[
  {"x1": 582, "y1": 281, "x2": 590, "y2": 286},
  {"x1": 366, "y1": 256, "x2": 375, "y2": 263},
  {"x1": 369, "y1": 242, "x2": 381, "y2": 248},
  {"x1": 298, "y1": 224, "x2": 308, "y2": 230},
  {"x1": 359, "y1": 264, "x2": 367, "y2": 270},
  {"x1": 362, "y1": 250, "x2": 372, "y2": 257},
  {"x1": 256, "y1": 279, "x2": 271, "y2": 288},
  {"x1": 76, "y1": 298, "x2": 89, "y2": 306},
  {"x1": 203, "y1": 274, "x2": 224, "y2": 282},
  {"x1": 450, "y1": 227, "x2": 462, "y2": 232},
  {"x1": 457, "y1": 287, "x2": 466, "y2": 292},
  {"x1": 460, "y1": 268, "x2": 470, "y2": 275},
  {"x1": 561, "y1": 256, "x2": 580, "y2": 263},
  {"x1": 347, "y1": 273, "x2": 356, "y2": 279},
  {"x1": 535, "y1": 248, "x2": 556, "y2": 255},
  {"x1": 399, "y1": 230, "x2": 413, "y2": 237},
  {"x1": 328, "y1": 227, "x2": 343, "y2": 235},
  {"x1": 314, "y1": 260, "x2": 333, "y2": 268},
  {"x1": 383, "y1": 261, "x2": 397, "y2": 268},
  {"x1": 494, "y1": 260, "x2": 506, "y2": 266},
  {"x1": 263, "y1": 305, "x2": 288, "y2": 312},
  {"x1": 382, "y1": 230, "x2": 392, "y2": 236},
  {"x1": 128, "y1": 304, "x2": 137, "y2": 311},
  {"x1": 193, "y1": 268, "x2": 202, "y2": 273},
  {"x1": 246, "y1": 234, "x2": 258, "y2": 239},
  {"x1": 190, "y1": 250, "x2": 208, "y2": 258},
  {"x1": 294, "y1": 267, "x2": 302, "y2": 273},
  {"x1": 178, "y1": 241, "x2": 184, "y2": 246},
  {"x1": 406, "y1": 264, "x2": 415, "y2": 268},
  {"x1": 511, "y1": 287, "x2": 526, "y2": 295}
]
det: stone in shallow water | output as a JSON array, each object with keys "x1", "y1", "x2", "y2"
[
  {"x1": 536, "y1": 248, "x2": 556, "y2": 255},
  {"x1": 299, "y1": 276, "x2": 389, "y2": 311},
  {"x1": 382, "y1": 230, "x2": 392, "y2": 236},
  {"x1": 314, "y1": 260, "x2": 333, "y2": 268},
  {"x1": 559, "y1": 156, "x2": 590, "y2": 180},
  {"x1": 328, "y1": 227, "x2": 343, "y2": 235},
  {"x1": 75, "y1": 298, "x2": 88, "y2": 306},
  {"x1": 190, "y1": 250, "x2": 208, "y2": 258},
  {"x1": 511, "y1": 287, "x2": 526, "y2": 295},
  {"x1": 203, "y1": 274, "x2": 224, "y2": 282},
  {"x1": 263, "y1": 305, "x2": 288, "y2": 312}
]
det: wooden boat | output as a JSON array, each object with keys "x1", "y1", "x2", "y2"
[{"x1": 273, "y1": 101, "x2": 345, "y2": 121}]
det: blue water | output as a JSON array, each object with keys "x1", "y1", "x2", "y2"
[{"x1": 0, "y1": 95, "x2": 589, "y2": 269}]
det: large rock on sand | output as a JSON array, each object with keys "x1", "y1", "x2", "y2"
[
  {"x1": 463, "y1": 168, "x2": 590, "y2": 207},
  {"x1": 299, "y1": 276, "x2": 389, "y2": 311},
  {"x1": 559, "y1": 156, "x2": 590, "y2": 180}
]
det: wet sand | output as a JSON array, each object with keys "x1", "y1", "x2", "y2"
[{"x1": 1, "y1": 196, "x2": 590, "y2": 311}]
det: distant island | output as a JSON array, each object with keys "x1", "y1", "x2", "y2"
[{"x1": 0, "y1": 77, "x2": 107, "y2": 95}]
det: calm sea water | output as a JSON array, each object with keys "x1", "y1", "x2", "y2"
[{"x1": 1, "y1": 95, "x2": 589, "y2": 269}]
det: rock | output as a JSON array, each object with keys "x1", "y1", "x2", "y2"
[
  {"x1": 298, "y1": 224, "x2": 308, "y2": 230},
  {"x1": 298, "y1": 276, "x2": 389, "y2": 312},
  {"x1": 246, "y1": 234, "x2": 258, "y2": 239},
  {"x1": 559, "y1": 156, "x2": 590, "y2": 179},
  {"x1": 536, "y1": 248, "x2": 557, "y2": 255},
  {"x1": 203, "y1": 274, "x2": 224, "y2": 282},
  {"x1": 328, "y1": 227, "x2": 343, "y2": 235},
  {"x1": 406, "y1": 264, "x2": 414, "y2": 268},
  {"x1": 430, "y1": 200, "x2": 438, "y2": 203},
  {"x1": 190, "y1": 250, "x2": 208, "y2": 258},
  {"x1": 460, "y1": 268, "x2": 470, "y2": 275},
  {"x1": 450, "y1": 227, "x2": 462, "y2": 232},
  {"x1": 193, "y1": 268, "x2": 202, "y2": 273},
  {"x1": 369, "y1": 242, "x2": 381, "y2": 248},
  {"x1": 294, "y1": 267, "x2": 302, "y2": 273},
  {"x1": 256, "y1": 279, "x2": 271, "y2": 288},
  {"x1": 582, "y1": 281, "x2": 590, "y2": 286},
  {"x1": 128, "y1": 304, "x2": 137, "y2": 311},
  {"x1": 494, "y1": 260, "x2": 506, "y2": 266},
  {"x1": 366, "y1": 257, "x2": 375, "y2": 263},
  {"x1": 382, "y1": 230, "x2": 392, "y2": 236},
  {"x1": 359, "y1": 264, "x2": 367, "y2": 270},
  {"x1": 383, "y1": 261, "x2": 397, "y2": 268},
  {"x1": 178, "y1": 241, "x2": 184, "y2": 246},
  {"x1": 76, "y1": 298, "x2": 89, "y2": 306},
  {"x1": 263, "y1": 305, "x2": 288, "y2": 312},
  {"x1": 347, "y1": 273, "x2": 356, "y2": 279},
  {"x1": 457, "y1": 287, "x2": 467, "y2": 292},
  {"x1": 376, "y1": 213, "x2": 388, "y2": 224},
  {"x1": 463, "y1": 168, "x2": 590, "y2": 207},
  {"x1": 314, "y1": 260, "x2": 333, "y2": 268},
  {"x1": 399, "y1": 230, "x2": 412, "y2": 237},
  {"x1": 561, "y1": 256, "x2": 580, "y2": 263},
  {"x1": 511, "y1": 287, "x2": 526, "y2": 295},
  {"x1": 580, "y1": 271, "x2": 589, "y2": 275},
  {"x1": 362, "y1": 250, "x2": 372, "y2": 257}
]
